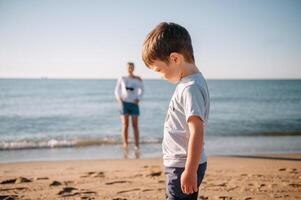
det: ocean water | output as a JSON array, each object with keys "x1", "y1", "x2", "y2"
[{"x1": 0, "y1": 79, "x2": 300, "y2": 163}]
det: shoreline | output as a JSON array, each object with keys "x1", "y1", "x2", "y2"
[
  {"x1": 1, "y1": 135, "x2": 300, "y2": 164},
  {"x1": 1, "y1": 153, "x2": 301, "y2": 164},
  {"x1": 0, "y1": 154, "x2": 300, "y2": 199}
]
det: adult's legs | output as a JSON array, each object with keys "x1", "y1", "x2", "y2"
[
  {"x1": 131, "y1": 115, "x2": 139, "y2": 149},
  {"x1": 120, "y1": 115, "x2": 129, "y2": 148}
]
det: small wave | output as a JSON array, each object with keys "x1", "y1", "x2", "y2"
[
  {"x1": 243, "y1": 131, "x2": 301, "y2": 137},
  {"x1": 0, "y1": 137, "x2": 162, "y2": 150},
  {"x1": 207, "y1": 131, "x2": 301, "y2": 137}
]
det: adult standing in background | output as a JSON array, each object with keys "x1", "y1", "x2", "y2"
[{"x1": 115, "y1": 62, "x2": 144, "y2": 152}]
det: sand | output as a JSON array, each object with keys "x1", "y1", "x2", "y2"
[{"x1": 0, "y1": 154, "x2": 300, "y2": 200}]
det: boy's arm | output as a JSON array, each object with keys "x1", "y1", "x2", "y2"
[{"x1": 181, "y1": 116, "x2": 204, "y2": 194}]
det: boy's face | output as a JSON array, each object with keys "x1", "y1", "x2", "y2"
[{"x1": 149, "y1": 56, "x2": 182, "y2": 84}]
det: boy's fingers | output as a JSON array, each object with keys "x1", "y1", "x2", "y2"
[
  {"x1": 189, "y1": 186, "x2": 194, "y2": 194},
  {"x1": 185, "y1": 186, "x2": 189, "y2": 194},
  {"x1": 182, "y1": 184, "x2": 197, "y2": 194},
  {"x1": 184, "y1": 186, "x2": 189, "y2": 194},
  {"x1": 193, "y1": 184, "x2": 198, "y2": 192},
  {"x1": 185, "y1": 186, "x2": 192, "y2": 194},
  {"x1": 181, "y1": 185, "x2": 185, "y2": 193},
  {"x1": 185, "y1": 186, "x2": 190, "y2": 194}
]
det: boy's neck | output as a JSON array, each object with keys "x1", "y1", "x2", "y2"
[{"x1": 180, "y1": 63, "x2": 199, "y2": 79}]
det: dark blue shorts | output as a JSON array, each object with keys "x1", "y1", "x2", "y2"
[
  {"x1": 164, "y1": 162, "x2": 207, "y2": 200},
  {"x1": 120, "y1": 101, "x2": 140, "y2": 116}
]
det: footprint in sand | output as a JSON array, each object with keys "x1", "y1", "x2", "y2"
[
  {"x1": 143, "y1": 165, "x2": 160, "y2": 169},
  {"x1": 289, "y1": 168, "x2": 298, "y2": 174},
  {"x1": 105, "y1": 180, "x2": 130, "y2": 185},
  {"x1": 82, "y1": 191, "x2": 96, "y2": 195},
  {"x1": 216, "y1": 182, "x2": 227, "y2": 187},
  {"x1": 57, "y1": 187, "x2": 97, "y2": 198},
  {"x1": 79, "y1": 189, "x2": 97, "y2": 195},
  {"x1": 79, "y1": 189, "x2": 97, "y2": 199},
  {"x1": 218, "y1": 196, "x2": 233, "y2": 200},
  {"x1": 112, "y1": 198, "x2": 127, "y2": 200},
  {"x1": 61, "y1": 192, "x2": 81, "y2": 198},
  {"x1": 15, "y1": 177, "x2": 32, "y2": 184},
  {"x1": 141, "y1": 189, "x2": 154, "y2": 192},
  {"x1": 81, "y1": 196, "x2": 96, "y2": 200},
  {"x1": 0, "y1": 187, "x2": 27, "y2": 192},
  {"x1": 81, "y1": 171, "x2": 96, "y2": 178},
  {"x1": 146, "y1": 171, "x2": 162, "y2": 177},
  {"x1": 0, "y1": 179, "x2": 16, "y2": 184},
  {"x1": 94, "y1": 172, "x2": 105, "y2": 178},
  {"x1": 273, "y1": 193, "x2": 290, "y2": 199},
  {"x1": 57, "y1": 186, "x2": 78, "y2": 195},
  {"x1": 50, "y1": 180, "x2": 62, "y2": 187},
  {"x1": 36, "y1": 177, "x2": 49, "y2": 180},
  {"x1": 199, "y1": 195, "x2": 209, "y2": 200},
  {"x1": 226, "y1": 186, "x2": 238, "y2": 191},
  {"x1": 116, "y1": 188, "x2": 140, "y2": 194},
  {"x1": 0, "y1": 195, "x2": 18, "y2": 200},
  {"x1": 81, "y1": 171, "x2": 105, "y2": 178},
  {"x1": 288, "y1": 183, "x2": 301, "y2": 188},
  {"x1": 0, "y1": 177, "x2": 32, "y2": 184},
  {"x1": 87, "y1": 171, "x2": 96, "y2": 175}
]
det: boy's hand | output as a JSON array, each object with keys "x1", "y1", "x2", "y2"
[
  {"x1": 134, "y1": 99, "x2": 139, "y2": 104},
  {"x1": 181, "y1": 116, "x2": 204, "y2": 195},
  {"x1": 180, "y1": 169, "x2": 198, "y2": 194}
]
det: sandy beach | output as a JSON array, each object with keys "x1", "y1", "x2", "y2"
[{"x1": 0, "y1": 154, "x2": 300, "y2": 200}]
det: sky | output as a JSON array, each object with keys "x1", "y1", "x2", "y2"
[{"x1": 0, "y1": 0, "x2": 300, "y2": 79}]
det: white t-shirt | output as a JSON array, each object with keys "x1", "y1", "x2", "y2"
[
  {"x1": 163, "y1": 72, "x2": 210, "y2": 167},
  {"x1": 114, "y1": 76, "x2": 144, "y2": 103}
]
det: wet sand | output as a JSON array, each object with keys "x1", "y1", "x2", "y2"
[{"x1": 0, "y1": 154, "x2": 300, "y2": 200}]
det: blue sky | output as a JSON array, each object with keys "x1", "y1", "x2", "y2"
[{"x1": 0, "y1": 0, "x2": 300, "y2": 79}]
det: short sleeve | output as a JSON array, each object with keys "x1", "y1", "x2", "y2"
[{"x1": 182, "y1": 85, "x2": 206, "y2": 122}]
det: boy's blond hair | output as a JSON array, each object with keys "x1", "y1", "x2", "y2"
[{"x1": 142, "y1": 22, "x2": 195, "y2": 67}]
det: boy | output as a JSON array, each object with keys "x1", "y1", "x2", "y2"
[{"x1": 142, "y1": 22, "x2": 210, "y2": 200}]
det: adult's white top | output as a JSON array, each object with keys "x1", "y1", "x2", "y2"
[{"x1": 114, "y1": 76, "x2": 144, "y2": 103}]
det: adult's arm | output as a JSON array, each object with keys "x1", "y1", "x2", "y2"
[
  {"x1": 136, "y1": 77, "x2": 144, "y2": 101},
  {"x1": 114, "y1": 77, "x2": 122, "y2": 102}
]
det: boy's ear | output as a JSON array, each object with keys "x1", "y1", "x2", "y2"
[{"x1": 169, "y1": 52, "x2": 182, "y2": 64}]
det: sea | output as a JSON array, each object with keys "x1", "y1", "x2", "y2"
[{"x1": 0, "y1": 79, "x2": 300, "y2": 163}]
